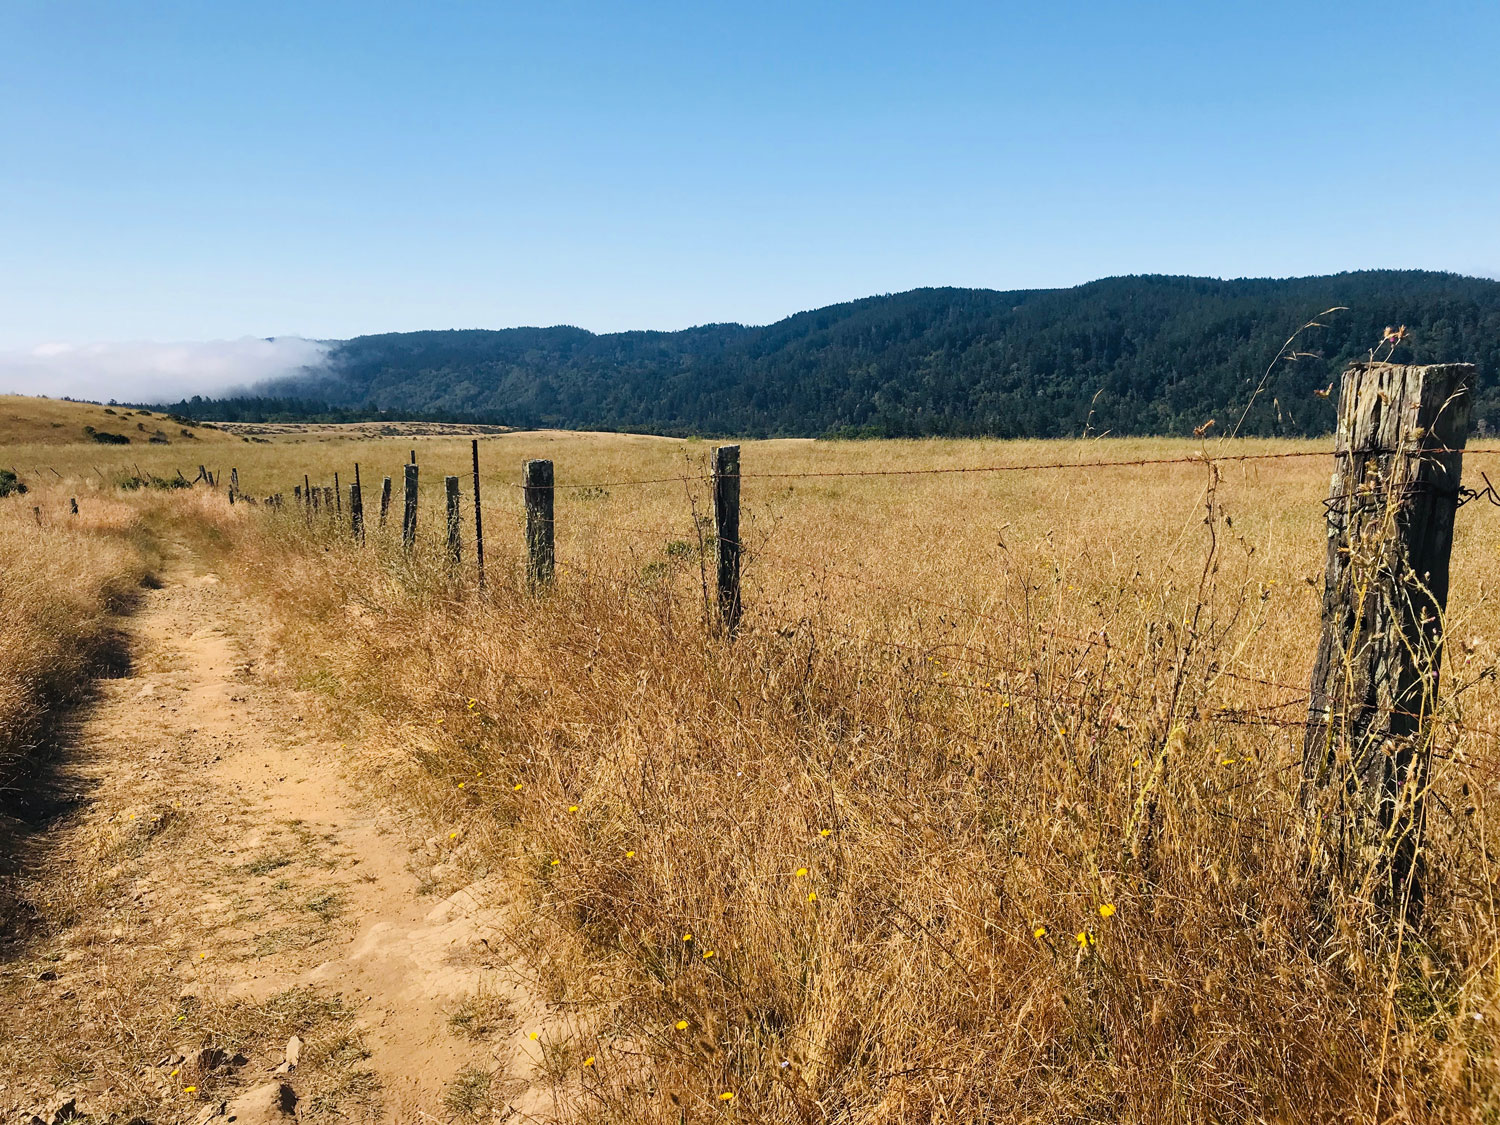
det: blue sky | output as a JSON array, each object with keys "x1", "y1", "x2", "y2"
[{"x1": 1, "y1": 0, "x2": 1497, "y2": 394}]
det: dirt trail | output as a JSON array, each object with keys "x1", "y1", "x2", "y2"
[{"x1": 1, "y1": 544, "x2": 563, "y2": 1122}]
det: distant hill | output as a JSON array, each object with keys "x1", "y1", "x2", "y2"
[
  {"x1": 0, "y1": 395, "x2": 235, "y2": 447},
  {"x1": 171, "y1": 271, "x2": 1500, "y2": 438}
]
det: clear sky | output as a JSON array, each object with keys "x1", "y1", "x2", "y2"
[{"x1": 2, "y1": 0, "x2": 1498, "y2": 396}]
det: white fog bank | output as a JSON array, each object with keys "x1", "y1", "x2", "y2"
[{"x1": 0, "y1": 337, "x2": 330, "y2": 404}]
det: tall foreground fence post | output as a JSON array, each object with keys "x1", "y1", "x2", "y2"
[
  {"x1": 379, "y1": 476, "x2": 392, "y2": 529},
  {"x1": 524, "y1": 459, "x2": 554, "y2": 587},
  {"x1": 472, "y1": 439, "x2": 485, "y2": 588},
  {"x1": 445, "y1": 475, "x2": 462, "y2": 565},
  {"x1": 714, "y1": 445, "x2": 742, "y2": 636},
  {"x1": 402, "y1": 463, "x2": 419, "y2": 551},
  {"x1": 1303, "y1": 362, "x2": 1475, "y2": 918},
  {"x1": 351, "y1": 464, "x2": 364, "y2": 542}
]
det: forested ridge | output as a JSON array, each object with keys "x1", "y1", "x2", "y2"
[{"x1": 164, "y1": 271, "x2": 1500, "y2": 437}]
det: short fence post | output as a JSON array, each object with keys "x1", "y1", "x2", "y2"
[
  {"x1": 229, "y1": 467, "x2": 239, "y2": 504},
  {"x1": 1303, "y1": 361, "x2": 1475, "y2": 920},
  {"x1": 472, "y1": 439, "x2": 485, "y2": 588},
  {"x1": 402, "y1": 463, "x2": 419, "y2": 550},
  {"x1": 445, "y1": 475, "x2": 462, "y2": 565},
  {"x1": 524, "y1": 459, "x2": 554, "y2": 587},
  {"x1": 714, "y1": 444, "x2": 742, "y2": 636},
  {"x1": 69, "y1": 497, "x2": 78, "y2": 515},
  {"x1": 312, "y1": 487, "x2": 322, "y2": 514},
  {"x1": 294, "y1": 485, "x2": 302, "y2": 502},
  {"x1": 351, "y1": 464, "x2": 364, "y2": 542},
  {"x1": 379, "y1": 476, "x2": 392, "y2": 529}
]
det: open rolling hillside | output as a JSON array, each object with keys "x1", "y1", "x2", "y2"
[{"x1": 0, "y1": 395, "x2": 236, "y2": 448}]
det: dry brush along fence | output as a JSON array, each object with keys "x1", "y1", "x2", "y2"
[{"x1": 218, "y1": 362, "x2": 1491, "y2": 939}]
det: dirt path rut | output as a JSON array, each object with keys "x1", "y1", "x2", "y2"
[{"x1": 0, "y1": 545, "x2": 560, "y2": 1122}]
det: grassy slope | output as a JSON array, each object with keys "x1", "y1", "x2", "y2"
[{"x1": 0, "y1": 394, "x2": 236, "y2": 448}]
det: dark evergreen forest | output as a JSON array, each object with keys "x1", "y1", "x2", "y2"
[{"x1": 156, "y1": 272, "x2": 1500, "y2": 438}]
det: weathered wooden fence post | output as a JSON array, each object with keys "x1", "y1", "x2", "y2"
[
  {"x1": 351, "y1": 463, "x2": 364, "y2": 542},
  {"x1": 334, "y1": 472, "x2": 342, "y2": 515},
  {"x1": 524, "y1": 459, "x2": 554, "y2": 587},
  {"x1": 1303, "y1": 362, "x2": 1475, "y2": 920},
  {"x1": 379, "y1": 476, "x2": 392, "y2": 529},
  {"x1": 229, "y1": 467, "x2": 239, "y2": 504},
  {"x1": 472, "y1": 439, "x2": 485, "y2": 588},
  {"x1": 69, "y1": 497, "x2": 78, "y2": 515},
  {"x1": 402, "y1": 463, "x2": 419, "y2": 550},
  {"x1": 445, "y1": 475, "x2": 462, "y2": 565},
  {"x1": 714, "y1": 444, "x2": 742, "y2": 636},
  {"x1": 311, "y1": 487, "x2": 322, "y2": 514}
]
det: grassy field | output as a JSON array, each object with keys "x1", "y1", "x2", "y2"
[
  {"x1": 9, "y1": 414, "x2": 1500, "y2": 1121},
  {"x1": 0, "y1": 394, "x2": 238, "y2": 448},
  {"x1": 0, "y1": 486, "x2": 154, "y2": 840}
]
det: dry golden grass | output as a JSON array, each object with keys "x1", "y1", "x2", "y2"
[
  {"x1": 0, "y1": 394, "x2": 237, "y2": 448},
  {"x1": 111, "y1": 428, "x2": 1500, "y2": 1123},
  {"x1": 0, "y1": 487, "x2": 153, "y2": 820}
]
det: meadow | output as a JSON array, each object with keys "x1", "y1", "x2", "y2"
[{"x1": 9, "y1": 406, "x2": 1500, "y2": 1122}]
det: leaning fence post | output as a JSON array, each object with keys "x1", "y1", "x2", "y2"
[
  {"x1": 713, "y1": 444, "x2": 742, "y2": 636},
  {"x1": 229, "y1": 467, "x2": 239, "y2": 504},
  {"x1": 472, "y1": 439, "x2": 485, "y2": 588},
  {"x1": 351, "y1": 464, "x2": 364, "y2": 542},
  {"x1": 524, "y1": 459, "x2": 554, "y2": 587},
  {"x1": 379, "y1": 476, "x2": 392, "y2": 529},
  {"x1": 1303, "y1": 361, "x2": 1475, "y2": 920},
  {"x1": 402, "y1": 463, "x2": 419, "y2": 550},
  {"x1": 445, "y1": 475, "x2": 462, "y2": 566}
]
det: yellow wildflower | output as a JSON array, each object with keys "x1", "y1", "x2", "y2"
[
  {"x1": 1099, "y1": 903, "x2": 1115, "y2": 918},
  {"x1": 675, "y1": 1020, "x2": 689, "y2": 1031},
  {"x1": 1033, "y1": 925, "x2": 1047, "y2": 939},
  {"x1": 795, "y1": 867, "x2": 808, "y2": 877},
  {"x1": 808, "y1": 891, "x2": 818, "y2": 902},
  {"x1": 720, "y1": 1092, "x2": 735, "y2": 1102},
  {"x1": 583, "y1": 1055, "x2": 595, "y2": 1067}
]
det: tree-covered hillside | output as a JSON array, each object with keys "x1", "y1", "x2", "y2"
[{"x1": 197, "y1": 272, "x2": 1500, "y2": 437}]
